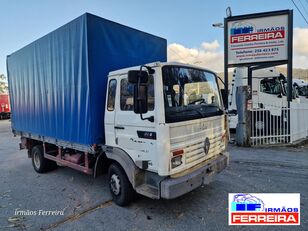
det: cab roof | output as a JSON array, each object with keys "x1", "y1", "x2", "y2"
[{"x1": 108, "y1": 61, "x2": 216, "y2": 77}]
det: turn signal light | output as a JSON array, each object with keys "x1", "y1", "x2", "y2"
[{"x1": 172, "y1": 149, "x2": 184, "y2": 156}]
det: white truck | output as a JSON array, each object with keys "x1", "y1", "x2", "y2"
[
  {"x1": 228, "y1": 67, "x2": 295, "y2": 131},
  {"x1": 7, "y1": 14, "x2": 229, "y2": 206}
]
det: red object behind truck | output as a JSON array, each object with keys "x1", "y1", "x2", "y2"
[{"x1": 0, "y1": 94, "x2": 10, "y2": 119}]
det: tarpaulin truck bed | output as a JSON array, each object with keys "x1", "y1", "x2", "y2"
[{"x1": 7, "y1": 13, "x2": 166, "y2": 148}]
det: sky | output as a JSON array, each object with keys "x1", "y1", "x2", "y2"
[{"x1": 1, "y1": 0, "x2": 308, "y2": 76}]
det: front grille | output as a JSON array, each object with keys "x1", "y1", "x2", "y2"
[
  {"x1": 171, "y1": 132, "x2": 224, "y2": 165},
  {"x1": 185, "y1": 140, "x2": 205, "y2": 164}
]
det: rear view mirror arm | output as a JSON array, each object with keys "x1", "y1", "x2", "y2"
[
  {"x1": 137, "y1": 66, "x2": 154, "y2": 122},
  {"x1": 140, "y1": 113, "x2": 154, "y2": 122}
]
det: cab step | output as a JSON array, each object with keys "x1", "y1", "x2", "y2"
[{"x1": 135, "y1": 184, "x2": 159, "y2": 199}]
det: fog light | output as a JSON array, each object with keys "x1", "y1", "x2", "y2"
[{"x1": 171, "y1": 155, "x2": 183, "y2": 169}]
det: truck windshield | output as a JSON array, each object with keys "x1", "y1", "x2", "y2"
[
  {"x1": 260, "y1": 78, "x2": 283, "y2": 95},
  {"x1": 162, "y1": 66, "x2": 223, "y2": 123}
]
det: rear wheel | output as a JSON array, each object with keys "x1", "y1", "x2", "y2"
[
  {"x1": 108, "y1": 163, "x2": 135, "y2": 206},
  {"x1": 31, "y1": 145, "x2": 56, "y2": 173}
]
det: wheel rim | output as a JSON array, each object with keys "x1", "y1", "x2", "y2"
[
  {"x1": 255, "y1": 121, "x2": 264, "y2": 130},
  {"x1": 110, "y1": 174, "x2": 121, "y2": 195},
  {"x1": 33, "y1": 152, "x2": 41, "y2": 169}
]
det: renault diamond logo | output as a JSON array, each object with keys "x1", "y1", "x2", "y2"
[{"x1": 204, "y1": 137, "x2": 210, "y2": 155}]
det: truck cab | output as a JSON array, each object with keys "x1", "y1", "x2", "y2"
[
  {"x1": 0, "y1": 94, "x2": 10, "y2": 120},
  {"x1": 104, "y1": 62, "x2": 229, "y2": 203},
  {"x1": 228, "y1": 67, "x2": 296, "y2": 131}
]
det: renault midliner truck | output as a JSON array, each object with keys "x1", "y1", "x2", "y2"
[{"x1": 7, "y1": 13, "x2": 229, "y2": 206}]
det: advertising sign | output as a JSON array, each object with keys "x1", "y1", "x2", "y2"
[
  {"x1": 227, "y1": 14, "x2": 289, "y2": 66},
  {"x1": 228, "y1": 193, "x2": 300, "y2": 225}
]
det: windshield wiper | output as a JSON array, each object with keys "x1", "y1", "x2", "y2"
[
  {"x1": 188, "y1": 98, "x2": 206, "y2": 105},
  {"x1": 199, "y1": 104, "x2": 224, "y2": 113},
  {"x1": 186, "y1": 108, "x2": 205, "y2": 117}
]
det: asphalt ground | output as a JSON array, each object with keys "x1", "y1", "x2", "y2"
[{"x1": 0, "y1": 119, "x2": 307, "y2": 231}]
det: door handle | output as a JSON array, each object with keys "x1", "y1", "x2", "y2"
[{"x1": 114, "y1": 126, "x2": 125, "y2": 130}]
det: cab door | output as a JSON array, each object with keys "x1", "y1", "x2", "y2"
[{"x1": 113, "y1": 75, "x2": 157, "y2": 171}]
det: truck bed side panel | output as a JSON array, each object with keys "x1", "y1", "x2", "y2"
[{"x1": 7, "y1": 15, "x2": 90, "y2": 145}]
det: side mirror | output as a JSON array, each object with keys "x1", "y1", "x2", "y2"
[
  {"x1": 128, "y1": 67, "x2": 154, "y2": 122},
  {"x1": 279, "y1": 73, "x2": 286, "y2": 80},
  {"x1": 128, "y1": 70, "x2": 149, "y2": 84},
  {"x1": 134, "y1": 85, "x2": 148, "y2": 114}
]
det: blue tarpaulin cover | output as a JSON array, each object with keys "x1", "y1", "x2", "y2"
[{"x1": 7, "y1": 13, "x2": 167, "y2": 146}]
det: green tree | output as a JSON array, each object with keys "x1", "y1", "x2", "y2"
[{"x1": 0, "y1": 74, "x2": 8, "y2": 94}]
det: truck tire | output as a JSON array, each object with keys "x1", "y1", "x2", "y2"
[
  {"x1": 31, "y1": 145, "x2": 56, "y2": 173},
  {"x1": 108, "y1": 163, "x2": 136, "y2": 206}
]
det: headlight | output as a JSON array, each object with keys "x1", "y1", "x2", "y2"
[{"x1": 171, "y1": 155, "x2": 183, "y2": 169}]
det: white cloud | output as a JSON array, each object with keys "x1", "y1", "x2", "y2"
[
  {"x1": 201, "y1": 40, "x2": 220, "y2": 50},
  {"x1": 294, "y1": 28, "x2": 308, "y2": 55},
  {"x1": 168, "y1": 29, "x2": 308, "y2": 72},
  {"x1": 168, "y1": 41, "x2": 224, "y2": 72},
  {"x1": 293, "y1": 28, "x2": 308, "y2": 69},
  {"x1": 293, "y1": 55, "x2": 308, "y2": 69}
]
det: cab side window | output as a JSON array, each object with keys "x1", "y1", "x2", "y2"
[
  {"x1": 120, "y1": 76, "x2": 154, "y2": 111},
  {"x1": 120, "y1": 79, "x2": 134, "y2": 111},
  {"x1": 107, "y1": 79, "x2": 117, "y2": 111}
]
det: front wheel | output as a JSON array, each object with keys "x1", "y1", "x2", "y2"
[{"x1": 108, "y1": 163, "x2": 135, "y2": 206}]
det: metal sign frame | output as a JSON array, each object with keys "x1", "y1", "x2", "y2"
[{"x1": 223, "y1": 10, "x2": 293, "y2": 108}]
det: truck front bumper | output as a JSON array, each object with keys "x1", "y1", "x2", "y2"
[{"x1": 160, "y1": 152, "x2": 229, "y2": 199}]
